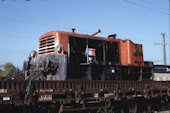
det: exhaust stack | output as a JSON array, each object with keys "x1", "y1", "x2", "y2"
[
  {"x1": 92, "y1": 29, "x2": 101, "y2": 36},
  {"x1": 108, "y1": 34, "x2": 116, "y2": 39},
  {"x1": 72, "y1": 28, "x2": 75, "y2": 33}
]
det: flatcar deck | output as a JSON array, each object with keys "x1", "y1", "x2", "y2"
[{"x1": 0, "y1": 80, "x2": 170, "y2": 113}]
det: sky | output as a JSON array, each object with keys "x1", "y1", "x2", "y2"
[{"x1": 0, "y1": 0, "x2": 169, "y2": 69}]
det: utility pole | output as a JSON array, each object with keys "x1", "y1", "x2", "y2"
[
  {"x1": 154, "y1": 33, "x2": 167, "y2": 65},
  {"x1": 169, "y1": 0, "x2": 170, "y2": 65},
  {"x1": 161, "y1": 33, "x2": 167, "y2": 65}
]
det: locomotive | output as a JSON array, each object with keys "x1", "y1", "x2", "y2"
[{"x1": 23, "y1": 30, "x2": 153, "y2": 81}]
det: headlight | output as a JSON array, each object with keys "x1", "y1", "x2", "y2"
[
  {"x1": 56, "y1": 44, "x2": 63, "y2": 53},
  {"x1": 30, "y1": 50, "x2": 37, "y2": 58}
]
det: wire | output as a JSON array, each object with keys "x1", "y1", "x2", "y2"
[
  {"x1": 0, "y1": 23, "x2": 45, "y2": 32},
  {"x1": 0, "y1": 16, "x2": 159, "y2": 43},
  {"x1": 0, "y1": 3, "x2": 166, "y2": 49},
  {"x1": 0, "y1": 17, "x2": 71, "y2": 29},
  {"x1": 0, "y1": 31, "x2": 158, "y2": 45},
  {"x1": 0, "y1": 33, "x2": 35, "y2": 39},
  {"x1": 0, "y1": 17, "x2": 161, "y2": 44},
  {"x1": 0, "y1": 17, "x2": 104, "y2": 36},
  {"x1": 0, "y1": 4, "x2": 165, "y2": 55},
  {"x1": 0, "y1": 22, "x2": 162, "y2": 47},
  {"x1": 123, "y1": 0, "x2": 169, "y2": 15},
  {"x1": 140, "y1": 0, "x2": 169, "y2": 11},
  {"x1": 0, "y1": 17, "x2": 160, "y2": 44},
  {"x1": 0, "y1": 5, "x2": 159, "y2": 37}
]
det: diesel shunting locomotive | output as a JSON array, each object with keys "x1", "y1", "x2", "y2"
[{"x1": 23, "y1": 30, "x2": 153, "y2": 81}]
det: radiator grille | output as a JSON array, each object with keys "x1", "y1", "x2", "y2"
[{"x1": 38, "y1": 36, "x2": 55, "y2": 54}]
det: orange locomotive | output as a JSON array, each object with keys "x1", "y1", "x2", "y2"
[{"x1": 23, "y1": 30, "x2": 153, "y2": 81}]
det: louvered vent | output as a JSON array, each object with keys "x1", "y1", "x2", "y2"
[{"x1": 38, "y1": 36, "x2": 55, "y2": 54}]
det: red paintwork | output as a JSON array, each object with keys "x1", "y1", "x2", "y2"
[
  {"x1": 119, "y1": 40, "x2": 144, "y2": 66},
  {"x1": 38, "y1": 31, "x2": 144, "y2": 66}
]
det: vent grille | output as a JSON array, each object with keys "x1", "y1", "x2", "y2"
[{"x1": 38, "y1": 36, "x2": 55, "y2": 54}]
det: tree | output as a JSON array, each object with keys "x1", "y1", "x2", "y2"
[
  {"x1": 0, "y1": 65, "x2": 2, "y2": 76},
  {"x1": 0, "y1": 63, "x2": 21, "y2": 77}
]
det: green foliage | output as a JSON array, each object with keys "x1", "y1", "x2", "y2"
[
  {"x1": 0, "y1": 65, "x2": 2, "y2": 75},
  {"x1": 0, "y1": 63, "x2": 21, "y2": 77}
]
